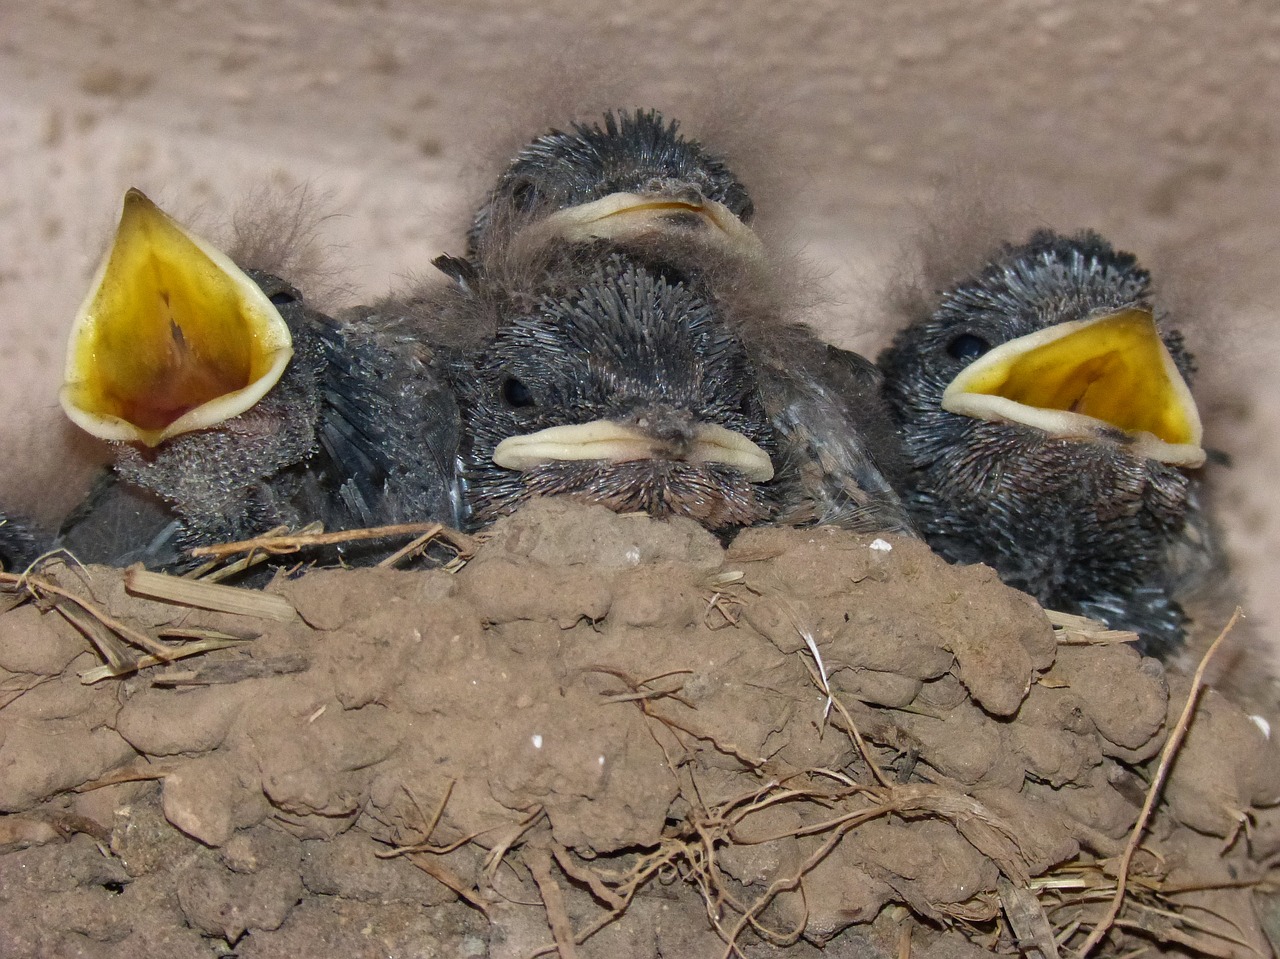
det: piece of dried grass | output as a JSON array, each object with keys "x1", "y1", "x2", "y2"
[
  {"x1": 187, "y1": 521, "x2": 475, "y2": 561},
  {"x1": 1075, "y1": 608, "x2": 1241, "y2": 958},
  {"x1": 125, "y1": 566, "x2": 297, "y2": 622},
  {"x1": 1045, "y1": 608, "x2": 1141, "y2": 646}
]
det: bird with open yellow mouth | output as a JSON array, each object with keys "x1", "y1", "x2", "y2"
[
  {"x1": 52, "y1": 188, "x2": 461, "y2": 570},
  {"x1": 878, "y1": 230, "x2": 1215, "y2": 657}
]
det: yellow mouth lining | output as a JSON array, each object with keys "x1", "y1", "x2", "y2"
[
  {"x1": 538, "y1": 192, "x2": 764, "y2": 258},
  {"x1": 940, "y1": 308, "x2": 1205, "y2": 467},
  {"x1": 60, "y1": 188, "x2": 293, "y2": 447},
  {"x1": 492, "y1": 419, "x2": 775, "y2": 482}
]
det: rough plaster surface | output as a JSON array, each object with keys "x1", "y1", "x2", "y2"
[{"x1": 2, "y1": 0, "x2": 1277, "y2": 666}]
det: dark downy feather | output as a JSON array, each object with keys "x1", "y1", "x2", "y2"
[{"x1": 0, "y1": 512, "x2": 41, "y2": 573}]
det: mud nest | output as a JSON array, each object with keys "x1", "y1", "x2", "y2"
[{"x1": 1, "y1": 498, "x2": 1279, "y2": 958}]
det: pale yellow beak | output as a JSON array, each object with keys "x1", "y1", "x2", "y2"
[
  {"x1": 60, "y1": 189, "x2": 293, "y2": 447},
  {"x1": 537, "y1": 192, "x2": 763, "y2": 259},
  {"x1": 941, "y1": 308, "x2": 1205, "y2": 467},
  {"x1": 493, "y1": 419, "x2": 775, "y2": 482}
]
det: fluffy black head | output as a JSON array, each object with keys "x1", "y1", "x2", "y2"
[
  {"x1": 468, "y1": 109, "x2": 754, "y2": 255},
  {"x1": 450, "y1": 254, "x2": 779, "y2": 531},
  {"x1": 878, "y1": 231, "x2": 1200, "y2": 655}
]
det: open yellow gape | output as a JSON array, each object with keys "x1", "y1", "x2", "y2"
[
  {"x1": 60, "y1": 189, "x2": 293, "y2": 447},
  {"x1": 941, "y1": 308, "x2": 1205, "y2": 467}
]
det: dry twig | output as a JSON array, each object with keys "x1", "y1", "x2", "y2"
[
  {"x1": 189, "y1": 521, "x2": 474, "y2": 560},
  {"x1": 1075, "y1": 608, "x2": 1241, "y2": 958},
  {"x1": 525, "y1": 846, "x2": 579, "y2": 959},
  {"x1": 2, "y1": 568, "x2": 176, "y2": 660}
]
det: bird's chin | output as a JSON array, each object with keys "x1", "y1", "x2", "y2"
[{"x1": 477, "y1": 459, "x2": 771, "y2": 532}]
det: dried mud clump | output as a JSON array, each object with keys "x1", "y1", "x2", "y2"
[{"x1": 1, "y1": 498, "x2": 1278, "y2": 958}]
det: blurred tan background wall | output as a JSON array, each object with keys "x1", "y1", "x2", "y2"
[{"x1": 3, "y1": 0, "x2": 1277, "y2": 663}]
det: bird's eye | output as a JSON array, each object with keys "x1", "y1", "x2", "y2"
[
  {"x1": 501, "y1": 376, "x2": 536, "y2": 408},
  {"x1": 509, "y1": 178, "x2": 540, "y2": 214},
  {"x1": 268, "y1": 290, "x2": 298, "y2": 307},
  {"x1": 946, "y1": 333, "x2": 991, "y2": 362}
]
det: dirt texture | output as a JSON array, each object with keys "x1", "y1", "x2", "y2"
[{"x1": 1, "y1": 499, "x2": 1277, "y2": 958}]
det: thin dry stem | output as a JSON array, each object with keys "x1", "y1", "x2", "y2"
[
  {"x1": 189, "y1": 522, "x2": 469, "y2": 559},
  {"x1": 526, "y1": 846, "x2": 579, "y2": 959},
  {"x1": 2, "y1": 569, "x2": 175, "y2": 659},
  {"x1": 406, "y1": 852, "x2": 493, "y2": 917},
  {"x1": 190, "y1": 522, "x2": 311, "y2": 580},
  {"x1": 126, "y1": 566, "x2": 297, "y2": 621},
  {"x1": 825, "y1": 673, "x2": 893, "y2": 788},
  {"x1": 78, "y1": 637, "x2": 247, "y2": 683},
  {"x1": 1075, "y1": 608, "x2": 1241, "y2": 958},
  {"x1": 551, "y1": 844, "x2": 627, "y2": 911},
  {"x1": 484, "y1": 806, "x2": 546, "y2": 882},
  {"x1": 377, "y1": 529, "x2": 448, "y2": 568}
]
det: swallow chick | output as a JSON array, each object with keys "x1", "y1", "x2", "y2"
[
  {"x1": 466, "y1": 108, "x2": 763, "y2": 270},
  {"x1": 53, "y1": 189, "x2": 460, "y2": 571},
  {"x1": 878, "y1": 229, "x2": 1209, "y2": 656},
  {"x1": 447, "y1": 252, "x2": 776, "y2": 531},
  {"x1": 425, "y1": 244, "x2": 910, "y2": 536}
]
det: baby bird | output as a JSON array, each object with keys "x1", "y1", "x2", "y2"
[
  {"x1": 415, "y1": 108, "x2": 911, "y2": 535},
  {"x1": 467, "y1": 108, "x2": 761, "y2": 266},
  {"x1": 417, "y1": 243, "x2": 910, "y2": 536},
  {"x1": 53, "y1": 189, "x2": 461, "y2": 570},
  {"x1": 444, "y1": 251, "x2": 779, "y2": 531},
  {"x1": 878, "y1": 229, "x2": 1210, "y2": 657}
]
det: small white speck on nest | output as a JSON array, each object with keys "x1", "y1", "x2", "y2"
[
  {"x1": 869, "y1": 538, "x2": 893, "y2": 552},
  {"x1": 1250, "y1": 714, "x2": 1272, "y2": 739},
  {"x1": 625, "y1": 547, "x2": 641, "y2": 565},
  {"x1": 531, "y1": 734, "x2": 543, "y2": 749},
  {"x1": 598, "y1": 755, "x2": 605, "y2": 766}
]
